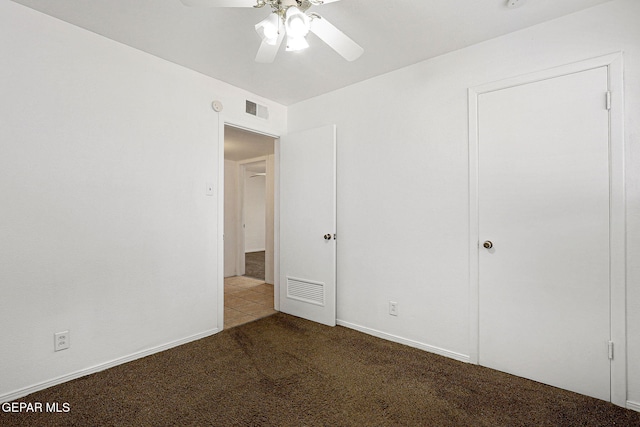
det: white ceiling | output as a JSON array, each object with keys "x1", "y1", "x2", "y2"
[{"x1": 11, "y1": 0, "x2": 613, "y2": 105}]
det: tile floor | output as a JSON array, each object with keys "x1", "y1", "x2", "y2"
[{"x1": 224, "y1": 276, "x2": 276, "y2": 328}]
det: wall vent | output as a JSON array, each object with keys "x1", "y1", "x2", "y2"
[
  {"x1": 245, "y1": 100, "x2": 269, "y2": 119},
  {"x1": 286, "y1": 277, "x2": 325, "y2": 306}
]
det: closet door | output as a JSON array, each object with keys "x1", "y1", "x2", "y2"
[{"x1": 477, "y1": 66, "x2": 611, "y2": 400}]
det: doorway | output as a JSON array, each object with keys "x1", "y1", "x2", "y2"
[
  {"x1": 240, "y1": 160, "x2": 269, "y2": 281},
  {"x1": 468, "y1": 53, "x2": 626, "y2": 405},
  {"x1": 223, "y1": 125, "x2": 277, "y2": 328}
]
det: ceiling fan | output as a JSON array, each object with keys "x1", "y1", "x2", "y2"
[{"x1": 179, "y1": 0, "x2": 364, "y2": 63}]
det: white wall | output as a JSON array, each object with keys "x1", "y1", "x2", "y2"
[
  {"x1": 3, "y1": 0, "x2": 637, "y2": 409},
  {"x1": 224, "y1": 159, "x2": 239, "y2": 277},
  {"x1": 244, "y1": 169, "x2": 267, "y2": 253},
  {"x1": 265, "y1": 154, "x2": 275, "y2": 284},
  {"x1": 0, "y1": 1, "x2": 285, "y2": 401},
  {"x1": 287, "y1": 0, "x2": 640, "y2": 408}
]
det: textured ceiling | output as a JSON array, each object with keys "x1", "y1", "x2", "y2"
[{"x1": 11, "y1": 0, "x2": 613, "y2": 105}]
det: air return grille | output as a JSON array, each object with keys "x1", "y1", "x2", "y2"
[
  {"x1": 286, "y1": 277, "x2": 325, "y2": 306},
  {"x1": 245, "y1": 100, "x2": 269, "y2": 119}
]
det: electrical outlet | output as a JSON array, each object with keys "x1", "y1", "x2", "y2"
[
  {"x1": 389, "y1": 301, "x2": 398, "y2": 316},
  {"x1": 54, "y1": 331, "x2": 70, "y2": 352}
]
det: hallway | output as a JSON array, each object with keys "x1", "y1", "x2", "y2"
[{"x1": 224, "y1": 276, "x2": 275, "y2": 328}]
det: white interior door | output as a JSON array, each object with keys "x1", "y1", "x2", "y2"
[
  {"x1": 279, "y1": 124, "x2": 336, "y2": 326},
  {"x1": 477, "y1": 66, "x2": 611, "y2": 400}
]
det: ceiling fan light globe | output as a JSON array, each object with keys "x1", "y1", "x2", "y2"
[
  {"x1": 284, "y1": 7, "x2": 311, "y2": 38},
  {"x1": 255, "y1": 13, "x2": 280, "y2": 43},
  {"x1": 263, "y1": 25, "x2": 278, "y2": 41},
  {"x1": 285, "y1": 36, "x2": 309, "y2": 52}
]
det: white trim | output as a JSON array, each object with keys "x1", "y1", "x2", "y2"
[
  {"x1": 331, "y1": 125, "x2": 338, "y2": 324},
  {"x1": 468, "y1": 52, "x2": 623, "y2": 95},
  {"x1": 607, "y1": 54, "x2": 626, "y2": 409},
  {"x1": 0, "y1": 328, "x2": 220, "y2": 404},
  {"x1": 467, "y1": 87, "x2": 480, "y2": 365},
  {"x1": 217, "y1": 113, "x2": 225, "y2": 330},
  {"x1": 225, "y1": 122, "x2": 279, "y2": 140},
  {"x1": 273, "y1": 138, "x2": 281, "y2": 311},
  {"x1": 468, "y1": 52, "x2": 626, "y2": 406},
  {"x1": 337, "y1": 320, "x2": 470, "y2": 364},
  {"x1": 627, "y1": 401, "x2": 640, "y2": 413},
  {"x1": 265, "y1": 153, "x2": 276, "y2": 285}
]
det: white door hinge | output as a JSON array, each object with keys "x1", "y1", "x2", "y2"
[
  {"x1": 606, "y1": 91, "x2": 611, "y2": 110},
  {"x1": 608, "y1": 341, "x2": 614, "y2": 360}
]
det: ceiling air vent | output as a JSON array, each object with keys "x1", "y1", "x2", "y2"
[{"x1": 245, "y1": 100, "x2": 269, "y2": 119}]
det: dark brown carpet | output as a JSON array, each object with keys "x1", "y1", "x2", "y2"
[
  {"x1": 2, "y1": 313, "x2": 638, "y2": 426},
  {"x1": 245, "y1": 250, "x2": 265, "y2": 280}
]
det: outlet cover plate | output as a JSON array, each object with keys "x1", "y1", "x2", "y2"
[
  {"x1": 389, "y1": 301, "x2": 398, "y2": 316},
  {"x1": 54, "y1": 331, "x2": 70, "y2": 351}
]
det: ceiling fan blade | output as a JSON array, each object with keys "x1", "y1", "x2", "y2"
[
  {"x1": 180, "y1": 0, "x2": 258, "y2": 7},
  {"x1": 255, "y1": 31, "x2": 285, "y2": 63},
  {"x1": 310, "y1": 16, "x2": 363, "y2": 61},
  {"x1": 180, "y1": 0, "x2": 341, "y2": 8}
]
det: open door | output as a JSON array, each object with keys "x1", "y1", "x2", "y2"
[{"x1": 279, "y1": 124, "x2": 336, "y2": 326}]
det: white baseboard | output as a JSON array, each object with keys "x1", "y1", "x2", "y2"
[
  {"x1": 337, "y1": 319, "x2": 470, "y2": 363},
  {"x1": 337, "y1": 321, "x2": 640, "y2": 412},
  {"x1": 0, "y1": 328, "x2": 221, "y2": 404}
]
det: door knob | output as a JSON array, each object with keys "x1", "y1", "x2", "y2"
[
  {"x1": 483, "y1": 241, "x2": 493, "y2": 249},
  {"x1": 324, "y1": 234, "x2": 332, "y2": 240}
]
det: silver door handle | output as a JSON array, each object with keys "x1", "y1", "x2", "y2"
[
  {"x1": 483, "y1": 240, "x2": 493, "y2": 249},
  {"x1": 324, "y1": 234, "x2": 332, "y2": 240}
]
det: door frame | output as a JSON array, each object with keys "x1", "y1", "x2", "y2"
[
  {"x1": 219, "y1": 122, "x2": 282, "y2": 323},
  {"x1": 467, "y1": 52, "x2": 625, "y2": 406}
]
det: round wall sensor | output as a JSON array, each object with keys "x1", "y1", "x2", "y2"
[
  {"x1": 211, "y1": 100, "x2": 223, "y2": 112},
  {"x1": 507, "y1": 0, "x2": 526, "y2": 8}
]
